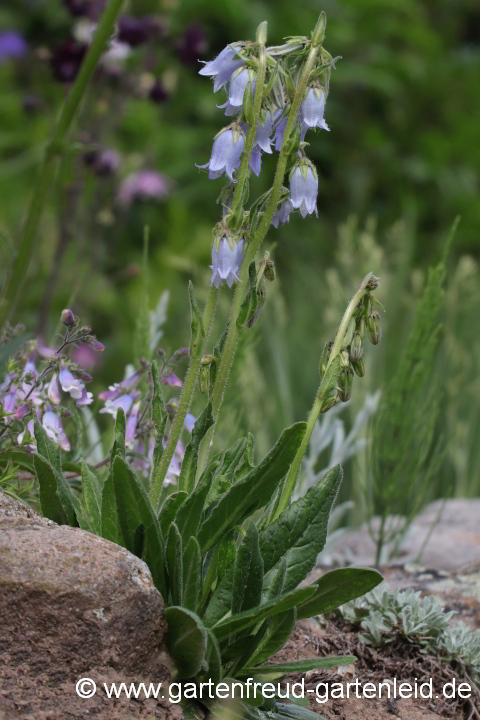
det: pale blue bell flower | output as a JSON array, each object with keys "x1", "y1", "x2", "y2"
[
  {"x1": 211, "y1": 237, "x2": 245, "y2": 288},
  {"x1": 197, "y1": 128, "x2": 245, "y2": 182},
  {"x1": 290, "y1": 164, "x2": 318, "y2": 218},
  {"x1": 198, "y1": 44, "x2": 244, "y2": 92},
  {"x1": 272, "y1": 199, "x2": 293, "y2": 228},
  {"x1": 300, "y1": 88, "x2": 330, "y2": 131}
]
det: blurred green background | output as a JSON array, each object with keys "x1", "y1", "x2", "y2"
[{"x1": 1, "y1": 0, "x2": 479, "y2": 510}]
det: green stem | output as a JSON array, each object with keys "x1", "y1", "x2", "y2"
[
  {"x1": 274, "y1": 273, "x2": 374, "y2": 518},
  {"x1": 0, "y1": 0, "x2": 126, "y2": 328},
  {"x1": 150, "y1": 287, "x2": 219, "y2": 509}
]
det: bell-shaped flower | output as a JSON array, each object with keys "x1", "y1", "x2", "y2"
[
  {"x1": 218, "y1": 67, "x2": 256, "y2": 115},
  {"x1": 272, "y1": 199, "x2": 294, "y2": 228},
  {"x1": 255, "y1": 112, "x2": 275, "y2": 154},
  {"x1": 198, "y1": 44, "x2": 244, "y2": 92},
  {"x1": 300, "y1": 87, "x2": 330, "y2": 131},
  {"x1": 290, "y1": 161, "x2": 318, "y2": 218},
  {"x1": 125, "y1": 402, "x2": 140, "y2": 449},
  {"x1": 76, "y1": 388, "x2": 94, "y2": 407},
  {"x1": 59, "y1": 362, "x2": 85, "y2": 400},
  {"x1": 249, "y1": 145, "x2": 262, "y2": 177},
  {"x1": 197, "y1": 127, "x2": 245, "y2": 182},
  {"x1": 42, "y1": 411, "x2": 70, "y2": 452},
  {"x1": 211, "y1": 237, "x2": 245, "y2": 289}
]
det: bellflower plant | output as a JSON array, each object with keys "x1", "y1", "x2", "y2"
[{"x1": 1, "y1": 11, "x2": 388, "y2": 720}]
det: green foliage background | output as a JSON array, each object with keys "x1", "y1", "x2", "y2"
[{"x1": 1, "y1": 0, "x2": 479, "y2": 506}]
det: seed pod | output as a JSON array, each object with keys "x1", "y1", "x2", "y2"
[
  {"x1": 352, "y1": 357, "x2": 365, "y2": 377},
  {"x1": 321, "y1": 395, "x2": 338, "y2": 413},
  {"x1": 367, "y1": 310, "x2": 382, "y2": 345},
  {"x1": 340, "y1": 350, "x2": 350, "y2": 369},
  {"x1": 199, "y1": 365, "x2": 210, "y2": 394},
  {"x1": 350, "y1": 332, "x2": 364, "y2": 362},
  {"x1": 264, "y1": 258, "x2": 276, "y2": 282}
]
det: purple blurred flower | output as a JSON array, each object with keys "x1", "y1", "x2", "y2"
[
  {"x1": 0, "y1": 31, "x2": 28, "y2": 62},
  {"x1": 163, "y1": 438, "x2": 185, "y2": 486},
  {"x1": 184, "y1": 413, "x2": 196, "y2": 433},
  {"x1": 249, "y1": 145, "x2": 262, "y2": 177},
  {"x1": 15, "y1": 404, "x2": 29, "y2": 420},
  {"x1": 163, "y1": 373, "x2": 183, "y2": 388},
  {"x1": 94, "y1": 149, "x2": 120, "y2": 177},
  {"x1": 99, "y1": 369, "x2": 143, "y2": 402},
  {"x1": 211, "y1": 237, "x2": 244, "y2": 289},
  {"x1": 272, "y1": 199, "x2": 293, "y2": 228},
  {"x1": 199, "y1": 44, "x2": 244, "y2": 92},
  {"x1": 256, "y1": 112, "x2": 275, "y2": 154},
  {"x1": 290, "y1": 162, "x2": 318, "y2": 218},
  {"x1": 300, "y1": 87, "x2": 330, "y2": 132},
  {"x1": 72, "y1": 343, "x2": 98, "y2": 370},
  {"x1": 118, "y1": 16, "x2": 151, "y2": 47},
  {"x1": 149, "y1": 80, "x2": 169, "y2": 104},
  {"x1": 177, "y1": 24, "x2": 207, "y2": 66},
  {"x1": 125, "y1": 402, "x2": 140, "y2": 448},
  {"x1": 274, "y1": 116, "x2": 288, "y2": 151},
  {"x1": 51, "y1": 40, "x2": 87, "y2": 83},
  {"x1": 43, "y1": 411, "x2": 70, "y2": 452},
  {"x1": 17, "y1": 419, "x2": 36, "y2": 450},
  {"x1": 117, "y1": 170, "x2": 170, "y2": 206},
  {"x1": 99, "y1": 393, "x2": 136, "y2": 418},
  {"x1": 76, "y1": 388, "x2": 94, "y2": 407},
  {"x1": 3, "y1": 389, "x2": 16, "y2": 415},
  {"x1": 197, "y1": 127, "x2": 244, "y2": 182},
  {"x1": 48, "y1": 374, "x2": 62, "y2": 405}
]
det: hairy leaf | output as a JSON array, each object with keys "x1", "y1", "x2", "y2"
[
  {"x1": 198, "y1": 422, "x2": 307, "y2": 552},
  {"x1": 167, "y1": 522, "x2": 184, "y2": 606},
  {"x1": 232, "y1": 522, "x2": 264, "y2": 615},
  {"x1": 183, "y1": 536, "x2": 202, "y2": 612},
  {"x1": 158, "y1": 491, "x2": 188, "y2": 537},
  {"x1": 296, "y1": 567, "x2": 383, "y2": 620},
  {"x1": 240, "y1": 656, "x2": 356, "y2": 676},
  {"x1": 165, "y1": 606, "x2": 207, "y2": 679},
  {"x1": 179, "y1": 402, "x2": 214, "y2": 494},
  {"x1": 246, "y1": 608, "x2": 296, "y2": 667},
  {"x1": 80, "y1": 460, "x2": 103, "y2": 535}
]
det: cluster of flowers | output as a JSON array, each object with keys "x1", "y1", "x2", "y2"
[
  {"x1": 0, "y1": 311, "x2": 193, "y2": 487},
  {"x1": 198, "y1": 39, "x2": 332, "y2": 288}
]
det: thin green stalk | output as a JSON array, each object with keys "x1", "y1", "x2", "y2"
[
  {"x1": 273, "y1": 273, "x2": 374, "y2": 519},
  {"x1": 150, "y1": 287, "x2": 219, "y2": 509},
  {"x1": 0, "y1": 0, "x2": 126, "y2": 327}
]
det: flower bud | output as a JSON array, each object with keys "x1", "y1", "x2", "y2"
[
  {"x1": 367, "y1": 311, "x2": 382, "y2": 345},
  {"x1": 199, "y1": 365, "x2": 210, "y2": 394},
  {"x1": 320, "y1": 395, "x2": 338, "y2": 414},
  {"x1": 166, "y1": 398, "x2": 179, "y2": 419},
  {"x1": 264, "y1": 258, "x2": 276, "y2": 282},
  {"x1": 352, "y1": 357, "x2": 365, "y2": 378},
  {"x1": 350, "y1": 332, "x2": 364, "y2": 362},
  {"x1": 61, "y1": 309, "x2": 76, "y2": 327},
  {"x1": 337, "y1": 368, "x2": 353, "y2": 402},
  {"x1": 340, "y1": 350, "x2": 350, "y2": 369},
  {"x1": 312, "y1": 11, "x2": 327, "y2": 47},
  {"x1": 87, "y1": 338, "x2": 105, "y2": 352}
]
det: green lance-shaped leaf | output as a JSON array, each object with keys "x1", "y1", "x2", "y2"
[
  {"x1": 165, "y1": 606, "x2": 208, "y2": 679},
  {"x1": 178, "y1": 401, "x2": 214, "y2": 493},
  {"x1": 35, "y1": 419, "x2": 61, "y2": 474},
  {"x1": 158, "y1": 490, "x2": 188, "y2": 537},
  {"x1": 240, "y1": 656, "x2": 356, "y2": 677},
  {"x1": 296, "y1": 567, "x2": 383, "y2": 620},
  {"x1": 212, "y1": 586, "x2": 316, "y2": 642},
  {"x1": 109, "y1": 407, "x2": 126, "y2": 468},
  {"x1": 112, "y1": 455, "x2": 166, "y2": 597},
  {"x1": 33, "y1": 453, "x2": 78, "y2": 526},
  {"x1": 150, "y1": 361, "x2": 168, "y2": 478},
  {"x1": 197, "y1": 422, "x2": 307, "y2": 552},
  {"x1": 166, "y1": 522, "x2": 184, "y2": 606},
  {"x1": 183, "y1": 536, "x2": 202, "y2": 612},
  {"x1": 264, "y1": 558, "x2": 287, "y2": 601},
  {"x1": 80, "y1": 460, "x2": 103, "y2": 535},
  {"x1": 201, "y1": 534, "x2": 237, "y2": 624},
  {"x1": 176, "y1": 460, "x2": 216, "y2": 542},
  {"x1": 237, "y1": 261, "x2": 258, "y2": 328},
  {"x1": 232, "y1": 522, "x2": 264, "y2": 615},
  {"x1": 260, "y1": 466, "x2": 343, "y2": 592},
  {"x1": 205, "y1": 628, "x2": 223, "y2": 683},
  {"x1": 188, "y1": 280, "x2": 205, "y2": 359},
  {"x1": 101, "y1": 468, "x2": 124, "y2": 546},
  {"x1": 245, "y1": 608, "x2": 297, "y2": 667}
]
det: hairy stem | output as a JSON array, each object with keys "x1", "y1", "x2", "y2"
[
  {"x1": 274, "y1": 273, "x2": 374, "y2": 519},
  {"x1": 0, "y1": 0, "x2": 125, "y2": 328}
]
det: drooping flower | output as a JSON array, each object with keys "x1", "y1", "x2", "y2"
[
  {"x1": 255, "y1": 112, "x2": 275, "y2": 154},
  {"x1": 300, "y1": 87, "x2": 330, "y2": 131},
  {"x1": 199, "y1": 44, "x2": 244, "y2": 92},
  {"x1": 125, "y1": 402, "x2": 141, "y2": 448},
  {"x1": 290, "y1": 161, "x2": 318, "y2": 218},
  {"x1": 197, "y1": 127, "x2": 245, "y2": 182},
  {"x1": 249, "y1": 145, "x2": 262, "y2": 177},
  {"x1": 219, "y1": 67, "x2": 256, "y2": 116},
  {"x1": 0, "y1": 31, "x2": 28, "y2": 62},
  {"x1": 211, "y1": 237, "x2": 245, "y2": 289},
  {"x1": 42, "y1": 411, "x2": 70, "y2": 452},
  {"x1": 75, "y1": 388, "x2": 94, "y2": 407},
  {"x1": 117, "y1": 170, "x2": 170, "y2": 206},
  {"x1": 59, "y1": 362, "x2": 85, "y2": 400},
  {"x1": 163, "y1": 373, "x2": 183, "y2": 388},
  {"x1": 274, "y1": 115, "x2": 288, "y2": 151},
  {"x1": 272, "y1": 199, "x2": 294, "y2": 228}
]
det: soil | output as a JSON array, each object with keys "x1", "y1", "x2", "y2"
[{"x1": 273, "y1": 619, "x2": 480, "y2": 720}]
